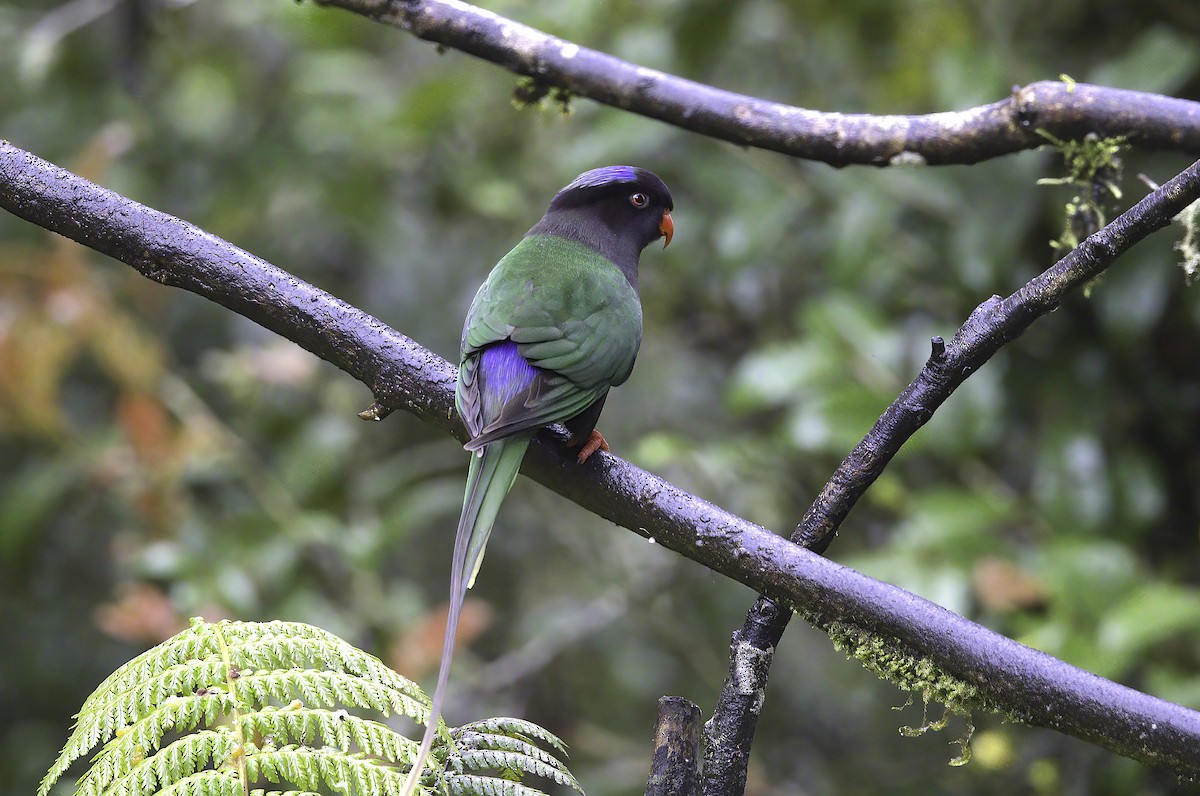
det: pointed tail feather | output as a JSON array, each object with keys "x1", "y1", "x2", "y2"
[{"x1": 398, "y1": 434, "x2": 532, "y2": 796}]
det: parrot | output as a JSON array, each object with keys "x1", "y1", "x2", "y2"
[{"x1": 399, "y1": 166, "x2": 674, "y2": 796}]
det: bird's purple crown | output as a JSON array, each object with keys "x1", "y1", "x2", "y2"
[{"x1": 563, "y1": 165, "x2": 642, "y2": 192}]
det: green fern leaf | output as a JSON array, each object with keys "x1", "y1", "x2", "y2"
[
  {"x1": 239, "y1": 706, "x2": 414, "y2": 762},
  {"x1": 245, "y1": 745, "x2": 411, "y2": 794},
  {"x1": 455, "y1": 733, "x2": 573, "y2": 777},
  {"x1": 233, "y1": 668, "x2": 426, "y2": 721},
  {"x1": 455, "y1": 750, "x2": 581, "y2": 791},
  {"x1": 455, "y1": 718, "x2": 569, "y2": 755},
  {"x1": 79, "y1": 693, "x2": 236, "y2": 795},
  {"x1": 154, "y1": 770, "x2": 242, "y2": 796},
  {"x1": 445, "y1": 774, "x2": 561, "y2": 796},
  {"x1": 90, "y1": 729, "x2": 235, "y2": 796},
  {"x1": 41, "y1": 619, "x2": 579, "y2": 796}
]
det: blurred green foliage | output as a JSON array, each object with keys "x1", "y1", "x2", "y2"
[{"x1": 2, "y1": 1, "x2": 1200, "y2": 794}]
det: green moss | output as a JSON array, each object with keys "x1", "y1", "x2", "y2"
[
  {"x1": 512, "y1": 77, "x2": 574, "y2": 115},
  {"x1": 1036, "y1": 130, "x2": 1127, "y2": 256},
  {"x1": 826, "y1": 621, "x2": 1000, "y2": 766}
]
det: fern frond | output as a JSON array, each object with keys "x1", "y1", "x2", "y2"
[
  {"x1": 44, "y1": 661, "x2": 231, "y2": 793},
  {"x1": 454, "y1": 750, "x2": 581, "y2": 791},
  {"x1": 78, "y1": 620, "x2": 221, "y2": 717},
  {"x1": 239, "y1": 706, "x2": 415, "y2": 762},
  {"x1": 247, "y1": 745, "x2": 410, "y2": 793},
  {"x1": 42, "y1": 619, "x2": 580, "y2": 796},
  {"x1": 234, "y1": 669, "x2": 427, "y2": 722},
  {"x1": 454, "y1": 718, "x2": 569, "y2": 756},
  {"x1": 86, "y1": 729, "x2": 236, "y2": 796},
  {"x1": 78, "y1": 693, "x2": 237, "y2": 796},
  {"x1": 154, "y1": 770, "x2": 241, "y2": 796},
  {"x1": 445, "y1": 775, "x2": 562, "y2": 796},
  {"x1": 448, "y1": 720, "x2": 581, "y2": 793},
  {"x1": 455, "y1": 733, "x2": 573, "y2": 778},
  {"x1": 222, "y1": 626, "x2": 426, "y2": 701}
]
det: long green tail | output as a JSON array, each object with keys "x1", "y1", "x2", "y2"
[{"x1": 398, "y1": 433, "x2": 533, "y2": 796}]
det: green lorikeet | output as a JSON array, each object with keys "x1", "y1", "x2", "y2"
[{"x1": 400, "y1": 166, "x2": 674, "y2": 795}]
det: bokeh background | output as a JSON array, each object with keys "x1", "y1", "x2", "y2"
[{"x1": 3, "y1": 1, "x2": 1200, "y2": 793}]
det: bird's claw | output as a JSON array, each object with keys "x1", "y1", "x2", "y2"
[{"x1": 576, "y1": 430, "x2": 610, "y2": 464}]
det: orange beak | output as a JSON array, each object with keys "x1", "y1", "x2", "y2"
[{"x1": 659, "y1": 210, "x2": 674, "y2": 249}]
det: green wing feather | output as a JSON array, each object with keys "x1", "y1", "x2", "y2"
[{"x1": 458, "y1": 234, "x2": 642, "y2": 447}]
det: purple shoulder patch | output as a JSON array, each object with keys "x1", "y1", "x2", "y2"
[{"x1": 478, "y1": 341, "x2": 537, "y2": 414}]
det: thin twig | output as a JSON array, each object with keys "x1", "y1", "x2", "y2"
[
  {"x1": 313, "y1": 0, "x2": 1200, "y2": 166},
  {"x1": 4, "y1": 139, "x2": 1200, "y2": 773}
]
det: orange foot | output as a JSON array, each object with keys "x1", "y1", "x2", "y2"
[{"x1": 576, "y1": 430, "x2": 610, "y2": 464}]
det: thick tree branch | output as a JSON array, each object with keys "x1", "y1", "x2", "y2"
[
  {"x1": 4, "y1": 139, "x2": 1200, "y2": 774},
  {"x1": 312, "y1": 0, "x2": 1200, "y2": 166}
]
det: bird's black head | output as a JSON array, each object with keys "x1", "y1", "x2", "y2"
[{"x1": 529, "y1": 166, "x2": 674, "y2": 286}]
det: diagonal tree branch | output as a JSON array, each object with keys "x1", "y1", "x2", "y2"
[
  {"x1": 795, "y1": 180, "x2": 1200, "y2": 553},
  {"x1": 702, "y1": 161, "x2": 1200, "y2": 791},
  {"x1": 702, "y1": 183, "x2": 1200, "y2": 793},
  {"x1": 313, "y1": 0, "x2": 1200, "y2": 166},
  {"x1": 4, "y1": 140, "x2": 1200, "y2": 775}
]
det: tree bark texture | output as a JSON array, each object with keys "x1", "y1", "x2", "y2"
[{"x1": 647, "y1": 696, "x2": 703, "y2": 796}]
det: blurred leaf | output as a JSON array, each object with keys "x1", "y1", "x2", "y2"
[
  {"x1": 1098, "y1": 583, "x2": 1200, "y2": 665},
  {"x1": 972, "y1": 556, "x2": 1049, "y2": 614},
  {"x1": 0, "y1": 461, "x2": 75, "y2": 560},
  {"x1": 1089, "y1": 26, "x2": 1200, "y2": 94}
]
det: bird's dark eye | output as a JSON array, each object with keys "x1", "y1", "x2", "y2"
[{"x1": 629, "y1": 192, "x2": 649, "y2": 208}]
